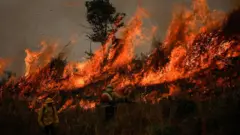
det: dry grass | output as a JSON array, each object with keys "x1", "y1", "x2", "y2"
[{"x1": 1, "y1": 93, "x2": 240, "y2": 135}]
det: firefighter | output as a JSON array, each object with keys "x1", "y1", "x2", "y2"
[
  {"x1": 100, "y1": 84, "x2": 122, "y2": 121},
  {"x1": 38, "y1": 97, "x2": 59, "y2": 135}
]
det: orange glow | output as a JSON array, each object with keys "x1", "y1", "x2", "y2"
[
  {"x1": 0, "y1": 58, "x2": 9, "y2": 76},
  {"x1": 79, "y1": 100, "x2": 96, "y2": 110},
  {"x1": 1, "y1": 0, "x2": 240, "y2": 112}
]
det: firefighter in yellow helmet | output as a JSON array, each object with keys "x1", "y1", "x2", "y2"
[{"x1": 38, "y1": 97, "x2": 59, "y2": 135}]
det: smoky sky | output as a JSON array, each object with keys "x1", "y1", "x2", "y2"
[{"x1": 0, "y1": 0, "x2": 235, "y2": 75}]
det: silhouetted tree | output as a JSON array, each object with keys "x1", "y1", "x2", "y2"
[
  {"x1": 85, "y1": 0, "x2": 126, "y2": 45},
  {"x1": 84, "y1": 41, "x2": 94, "y2": 59}
]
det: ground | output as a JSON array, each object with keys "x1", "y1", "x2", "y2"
[{"x1": 1, "y1": 91, "x2": 240, "y2": 135}]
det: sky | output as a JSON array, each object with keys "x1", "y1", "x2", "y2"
[{"x1": 0, "y1": 0, "x2": 236, "y2": 75}]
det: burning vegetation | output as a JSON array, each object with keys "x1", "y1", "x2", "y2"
[{"x1": 1, "y1": 0, "x2": 240, "y2": 116}]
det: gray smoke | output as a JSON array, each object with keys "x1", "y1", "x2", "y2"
[{"x1": 0, "y1": 0, "x2": 234, "y2": 75}]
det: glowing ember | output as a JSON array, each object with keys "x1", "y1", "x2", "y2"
[{"x1": 79, "y1": 100, "x2": 96, "y2": 110}]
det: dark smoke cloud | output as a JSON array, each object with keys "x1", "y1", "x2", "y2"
[
  {"x1": 230, "y1": 0, "x2": 240, "y2": 7},
  {"x1": 0, "y1": 0, "x2": 234, "y2": 75}
]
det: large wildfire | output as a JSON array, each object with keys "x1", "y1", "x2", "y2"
[{"x1": 1, "y1": 0, "x2": 240, "y2": 112}]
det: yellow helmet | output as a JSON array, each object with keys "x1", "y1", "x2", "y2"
[{"x1": 45, "y1": 98, "x2": 54, "y2": 104}]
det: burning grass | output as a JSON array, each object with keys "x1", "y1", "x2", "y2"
[
  {"x1": 1, "y1": 91, "x2": 240, "y2": 135},
  {"x1": 1, "y1": 1, "x2": 240, "y2": 134},
  {"x1": 1, "y1": 0, "x2": 240, "y2": 111}
]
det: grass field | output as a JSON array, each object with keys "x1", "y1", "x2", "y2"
[{"x1": 1, "y1": 90, "x2": 240, "y2": 135}]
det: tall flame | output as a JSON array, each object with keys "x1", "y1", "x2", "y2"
[{"x1": 1, "y1": 0, "x2": 240, "y2": 112}]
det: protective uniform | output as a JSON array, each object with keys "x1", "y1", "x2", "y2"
[
  {"x1": 101, "y1": 85, "x2": 114, "y2": 102},
  {"x1": 101, "y1": 85, "x2": 118, "y2": 122},
  {"x1": 38, "y1": 98, "x2": 59, "y2": 135}
]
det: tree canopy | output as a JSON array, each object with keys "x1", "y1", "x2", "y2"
[{"x1": 85, "y1": 0, "x2": 126, "y2": 44}]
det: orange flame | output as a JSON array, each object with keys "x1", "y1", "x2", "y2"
[
  {"x1": 2, "y1": 0, "x2": 240, "y2": 112},
  {"x1": 0, "y1": 58, "x2": 9, "y2": 76},
  {"x1": 24, "y1": 41, "x2": 57, "y2": 76}
]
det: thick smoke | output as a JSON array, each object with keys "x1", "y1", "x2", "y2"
[
  {"x1": 222, "y1": 7, "x2": 240, "y2": 36},
  {"x1": 230, "y1": 0, "x2": 240, "y2": 7},
  {"x1": 0, "y1": 0, "x2": 235, "y2": 76}
]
